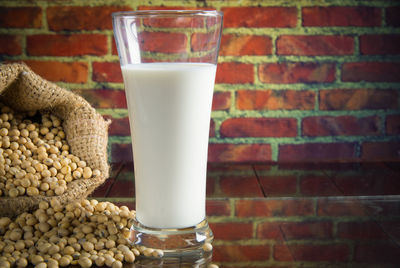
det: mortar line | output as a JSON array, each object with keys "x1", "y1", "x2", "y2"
[
  {"x1": 270, "y1": 35, "x2": 278, "y2": 57},
  {"x1": 354, "y1": 141, "x2": 361, "y2": 159},
  {"x1": 314, "y1": 87, "x2": 320, "y2": 112},
  {"x1": 5, "y1": 53, "x2": 400, "y2": 64},
  {"x1": 21, "y1": 34, "x2": 27, "y2": 58},
  {"x1": 229, "y1": 89, "x2": 236, "y2": 116},
  {"x1": 41, "y1": 2, "x2": 49, "y2": 31},
  {"x1": 229, "y1": 198, "x2": 235, "y2": 218},
  {"x1": 380, "y1": 114, "x2": 386, "y2": 136},
  {"x1": 295, "y1": 174, "x2": 301, "y2": 197},
  {"x1": 271, "y1": 142, "x2": 279, "y2": 162},
  {"x1": 353, "y1": 35, "x2": 360, "y2": 57},
  {"x1": 107, "y1": 33, "x2": 112, "y2": 56},
  {"x1": 296, "y1": 2, "x2": 303, "y2": 29},
  {"x1": 297, "y1": 117, "x2": 302, "y2": 139},
  {"x1": 381, "y1": 7, "x2": 386, "y2": 27}
]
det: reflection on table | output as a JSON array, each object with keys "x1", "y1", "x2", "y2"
[{"x1": 91, "y1": 162, "x2": 400, "y2": 267}]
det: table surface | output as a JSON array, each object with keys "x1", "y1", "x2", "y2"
[{"x1": 90, "y1": 162, "x2": 400, "y2": 267}]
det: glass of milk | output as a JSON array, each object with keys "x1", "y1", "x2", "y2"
[{"x1": 112, "y1": 10, "x2": 223, "y2": 256}]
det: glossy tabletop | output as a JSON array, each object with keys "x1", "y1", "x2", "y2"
[{"x1": 90, "y1": 162, "x2": 400, "y2": 267}]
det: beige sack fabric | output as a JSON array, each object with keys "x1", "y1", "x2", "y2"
[{"x1": 0, "y1": 63, "x2": 110, "y2": 218}]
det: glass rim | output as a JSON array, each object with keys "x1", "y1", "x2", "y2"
[{"x1": 112, "y1": 10, "x2": 223, "y2": 18}]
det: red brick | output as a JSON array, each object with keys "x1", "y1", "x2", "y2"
[
  {"x1": 47, "y1": 6, "x2": 132, "y2": 31},
  {"x1": 212, "y1": 92, "x2": 231, "y2": 111},
  {"x1": 208, "y1": 163, "x2": 255, "y2": 172},
  {"x1": 300, "y1": 176, "x2": 342, "y2": 196},
  {"x1": 302, "y1": 116, "x2": 379, "y2": 136},
  {"x1": 206, "y1": 175, "x2": 215, "y2": 196},
  {"x1": 139, "y1": 32, "x2": 187, "y2": 53},
  {"x1": 386, "y1": 115, "x2": 400, "y2": 135},
  {"x1": 111, "y1": 143, "x2": 132, "y2": 163},
  {"x1": 333, "y1": 174, "x2": 400, "y2": 196},
  {"x1": 302, "y1": 7, "x2": 381, "y2": 27},
  {"x1": 0, "y1": 7, "x2": 41, "y2": 28},
  {"x1": 279, "y1": 143, "x2": 357, "y2": 162},
  {"x1": 108, "y1": 180, "x2": 134, "y2": 197},
  {"x1": 208, "y1": 143, "x2": 271, "y2": 162},
  {"x1": 237, "y1": 90, "x2": 315, "y2": 111},
  {"x1": 220, "y1": 176, "x2": 264, "y2": 197},
  {"x1": 319, "y1": 89, "x2": 398, "y2": 110},
  {"x1": 235, "y1": 199, "x2": 315, "y2": 217},
  {"x1": 317, "y1": 199, "x2": 368, "y2": 216},
  {"x1": 220, "y1": 118, "x2": 297, "y2": 138},
  {"x1": 257, "y1": 222, "x2": 284, "y2": 240},
  {"x1": 360, "y1": 35, "x2": 400, "y2": 55},
  {"x1": 206, "y1": 200, "x2": 231, "y2": 216},
  {"x1": 90, "y1": 178, "x2": 114, "y2": 197},
  {"x1": 0, "y1": 35, "x2": 21, "y2": 55},
  {"x1": 361, "y1": 141, "x2": 400, "y2": 161},
  {"x1": 27, "y1": 34, "x2": 107, "y2": 56},
  {"x1": 277, "y1": 35, "x2": 354, "y2": 56},
  {"x1": 216, "y1": 63, "x2": 254, "y2": 84},
  {"x1": 386, "y1": 7, "x2": 400, "y2": 27},
  {"x1": 259, "y1": 176, "x2": 297, "y2": 196},
  {"x1": 354, "y1": 244, "x2": 400, "y2": 263},
  {"x1": 289, "y1": 244, "x2": 349, "y2": 261},
  {"x1": 222, "y1": 7, "x2": 297, "y2": 28},
  {"x1": 213, "y1": 245, "x2": 270, "y2": 262},
  {"x1": 209, "y1": 119, "x2": 215, "y2": 138},
  {"x1": 259, "y1": 63, "x2": 335, "y2": 84},
  {"x1": 209, "y1": 222, "x2": 253, "y2": 240},
  {"x1": 278, "y1": 162, "x2": 358, "y2": 171},
  {"x1": 191, "y1": 32, "x2": 221, "y2": 52},
  {"x1": 24, "y1": 60, "x2": 88, "y2": 83},
  {"x1": 112, "y1": 37, "x2": 118, "y2": 55},
  {"x1": 220, "y1": 34, "x2": 272, "y2": 56},
  {"x1": 342, "y1": 62, "x2": 400, "y2": 82},
  {"x1": 337, "y1": 221, "x2": 387, "y2": 240},
  {"x1": 72, "y1": 89, "x2": 127, "y2": 109},
  {"x1": 92, "y1": 62, "x2": 122, "y2": 83},
  {"x1": 281, "y1": 221, "x2": 333, "y2": 240},
  {"x1": 107, "y1": 117, "x2": 130, "y2": 136},
  {"x1": 273, "y1": 244, "x2": 294, "y2": 261}
]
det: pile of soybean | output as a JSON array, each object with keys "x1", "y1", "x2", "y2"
[
  {"x1": 0, "y1": 104, "x2": 100, "y2": 198},
  {"x1": 0, "y1": 199, "x2": 160, "y2": 268},
  {"x1": 0, "y1": 199, "x2": 217, "y2": 268}
]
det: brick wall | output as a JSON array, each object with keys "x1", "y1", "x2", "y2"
[{"x1": 0, "y1": 0, "x2": 399, "y2": 163}]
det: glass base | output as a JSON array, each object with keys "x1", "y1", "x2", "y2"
[
  {"x1": 132, "y1": 251, "x2": 213, "y2": 267},
  {"x1": 129, "y1": 215, "x2": 213, "y2": 257}
]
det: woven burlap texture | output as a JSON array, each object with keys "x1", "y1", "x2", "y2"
[{"x1": 0, "y1": 63, "x2": 110, "y2": 218}]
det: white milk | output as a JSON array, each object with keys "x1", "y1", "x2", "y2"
[{"x1": 121, "y1": 63, "x2": 217, "y2": 229}]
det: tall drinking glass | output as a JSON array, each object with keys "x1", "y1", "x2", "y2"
[{"x1": 112, "y1": 10, "x2": 223, "y2": 255}]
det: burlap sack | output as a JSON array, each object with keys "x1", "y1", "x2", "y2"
[{"x1": 0, "y1": 63, "x2": 110, "y2": 218}]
